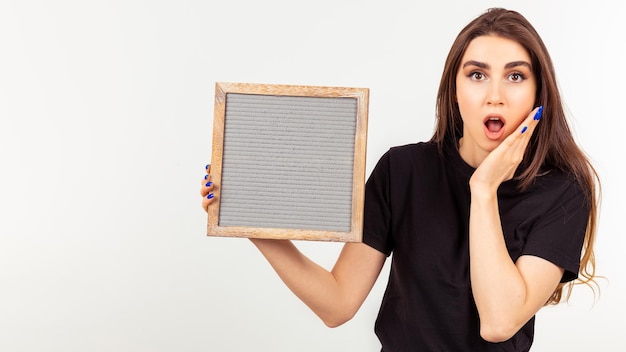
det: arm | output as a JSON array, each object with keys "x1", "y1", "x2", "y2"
[
  {"x1": 468, "y1": 107, "x2": 563, "y2": 342},
  {"x1": 200, "y1": 167, "x2": 386, "y2": 327},
  {"x1": 469, "y1": 191, "x2": 563, "y2": 342},
  {"x1": 250, "y1": 239, "x2": 385, "y2": 327}
]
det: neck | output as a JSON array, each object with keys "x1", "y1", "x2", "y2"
[{"x1": 458, "y1": 137, "x2": 488, "y2": 168}]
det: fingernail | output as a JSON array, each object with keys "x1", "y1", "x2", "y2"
[
  {"x1": 204, "y1": 174, "x2": 208, "y2": 180},
  {"x1": 521, "y1": 126, "x2": 528, "y2": 134},
  {"x1": 205, "y1": 182, "x2": 212, "y2": 187},
  {"x1": 205, "y1": 164, "x2": 210, "y2": 170},
  {"x1": 534, "y1": 106, "x2": 543, "y2": 121},
  {"x1": 207, "y1": 193, "x2": 214, "y2": 199}
]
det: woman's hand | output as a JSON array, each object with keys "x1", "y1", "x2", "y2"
[
  {"x1": 200, "y1": 164, "x2": 215, "y2": 213},
  {"x1": 470, "y1": 106, "x2": 543, "y2": 194}
]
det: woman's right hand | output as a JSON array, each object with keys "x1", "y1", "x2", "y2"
[{"x1": 200, "y1": 164, "x2": 215, "y2": 213}]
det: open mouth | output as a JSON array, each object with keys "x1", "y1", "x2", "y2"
[
  {"x1": 485, "y1": 117, "x2": 504, "y2": 133},
  {"x1": 483, "y1": 115, "x2": 506, "y2": 140}
]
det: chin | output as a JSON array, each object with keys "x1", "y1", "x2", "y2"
[{"x1": 481, "y1": 139, "x2": 502, "y2": 152}]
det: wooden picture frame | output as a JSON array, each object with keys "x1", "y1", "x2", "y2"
[{"x1": 207, "y1": 82, "x2": 369, "y2": 242}]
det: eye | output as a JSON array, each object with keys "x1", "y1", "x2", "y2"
[
  {"x1": 469, "y1": 71, "x2": 486, "y2": 81},
  {"x1": 508, "y1": 72, "x2": 526, "y2": 82}
]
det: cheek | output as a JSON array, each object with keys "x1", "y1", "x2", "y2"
[
  {"x1": 508, "y1": 88, "x2": 536, "y2": 120},
  {"x1": 509, "y1": 87, "x2": 536, "y2": 106},
  {"x1": 456, "y1": 85, "x2": 483, "y2": 117},
  {"x1": 507, "y1": 80, "x2": 537, "y2": 105}
]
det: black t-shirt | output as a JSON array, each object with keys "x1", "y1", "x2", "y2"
[{"x1": 363, "y1": 139, "x2": 589, "y2": 351}]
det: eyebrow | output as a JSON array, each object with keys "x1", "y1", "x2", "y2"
[{"x1": 462, "y1": 60, "x2": 532, "y2": 70}]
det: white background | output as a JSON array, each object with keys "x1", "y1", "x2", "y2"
[{"x1": 1, "y1": 0, "x2": 624, "y2": 351}]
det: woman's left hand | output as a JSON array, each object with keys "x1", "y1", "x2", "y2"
[{"x1": 469, "y1": 106, "x2": 543, "y2": 193}]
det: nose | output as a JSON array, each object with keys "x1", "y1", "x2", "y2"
[{"x1": 486, "y1": 80, "x2": 504, "y2": 106}]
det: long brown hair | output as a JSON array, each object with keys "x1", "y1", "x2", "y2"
[{"x1": 431, "y1": 8, "x2": 600, "y2": 304}]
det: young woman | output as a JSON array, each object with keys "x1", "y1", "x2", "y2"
[{"x1": 200, "y1": 8, "x2": 600, "y2": 351}]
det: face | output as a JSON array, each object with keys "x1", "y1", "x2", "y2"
[{"x1": 455, "y1": 35, "x2": 537, "y2": 166}]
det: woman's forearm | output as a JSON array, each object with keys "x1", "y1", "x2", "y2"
[
  {"x1": 249, "y1": 239, "x2": 384, "y2": 327},
  {"x1": 468, "y1": 191, "x2": 528, "y2": 341}
]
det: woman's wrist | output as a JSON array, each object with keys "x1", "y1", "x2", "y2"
[{"x1": 469, "y1": 180, "x2": 499, "y2": 200}]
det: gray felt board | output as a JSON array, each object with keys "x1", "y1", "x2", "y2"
[{"x1": 218, "y1": 93, "x2": 357, "y2": 232}]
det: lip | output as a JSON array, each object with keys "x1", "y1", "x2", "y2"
[{"x1": 483, "y1": 113, "x2": 506, "y2": 141}]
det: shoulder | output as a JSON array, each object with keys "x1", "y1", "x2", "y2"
[
  {"x1": 384, "y1": 141, "x2": 441, "y2": 166},
  {"x1": 388, "y1": 141, "x2": 438, "y2": 156},
  {"x1": 532, "y1": 169, "x2": 587, "y2": 202},
  {"x1": 369, "y1": 141, "x2": 448, "y2": 186},
  {"x1": 370, "y1": 141, "x2": 437, "y2": 170},
  {"x1": 522, "y1": 168, "x2": 591, "y2": 228}
]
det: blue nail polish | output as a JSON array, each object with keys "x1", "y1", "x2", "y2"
[
  {"x1": 205, "y1": 164, "x2": 210, "y2": 170},
  {"x1": 204, "y1": 174, "x2": 208, "y2": 180},
  {"x1": 207, "y1": 193, "x2": 214, "y2": 199},
  {"x1": 534, "y1": 106, "x2": 543, "y2": 121},
  {"x1": 205, "y1": 182, "x2": 212, "y2": 187},
  {"x1": 521, "y1": 126, "x2": 528, "y2": 133}
]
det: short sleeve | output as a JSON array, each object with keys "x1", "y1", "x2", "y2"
[
  {"x1": 362, "y1": 151, "x2": 394, "y2": 256},
  {"x1": 521, "y1": 181, "x2": 590, "y2": 283}
]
